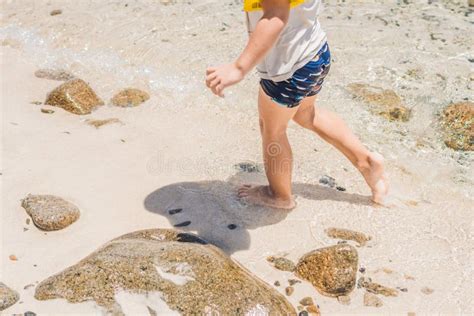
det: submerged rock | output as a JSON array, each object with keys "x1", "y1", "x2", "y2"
[
  {"x1": 21, "y1": 194, "x2": 80, "y2": 231},
  {"x1": 35, "y1": 69, "x2": 75, "y2": 81},
  {"x1": 296, "y1": 244, "x2": 358, "y2": 297},
  {"x1": 358, "y1": 277, "x2": 398, "y2": 297},
  {"x1": 347, "y1": 83, "x2": 411, "y2": 122},
  {"x1": 325, "y1": 227, "x2": 372, "y2": 247},
  {"x1": 363, "y1": 292, "x2": 383, "y2": 307},
  {"x1": 45, "y1": 79, "x2": 104, "y2": 115},
  {"x1": 0, "y1": 282, "x2": 19, "y2": 311},
  {"x1": 111, "y1": 88, "x2": 150, "y2": 107},
  {"x1": 266, "y1": 256, "x2": 296, "y2": 272},
  {"x1": 34, "y1": 229, "x2": 295, "y2": 315},
  {"x1": 440, "y1": 101, "x2": 473, "y2": 151}
]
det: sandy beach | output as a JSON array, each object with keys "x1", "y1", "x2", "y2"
[{"x1": 1, "y1": 0, "x2": 473, "y2": 314}]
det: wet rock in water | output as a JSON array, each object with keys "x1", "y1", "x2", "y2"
[
  {"x1": 34, "y1": 229, "x2": 295, "y2": 314},
  {"x1": 0, "y1": 282, "x2": 20, "y2": 311},
  {"x1": 45, "y1": 79, "x2": 104, "y2": 115},
  {"x1": 358, "y1": 277, "x2": 398, "y2": 297},
  {"x1": 111, "y1": 88, "x2": 149, "y2": 107},
  {"x1": 306, "y1": 305, "x2": 321, "y2": 315},
  {"x1": 337, "y1": 295, "x2": 351, "y2": 305},
  {"x1": 86, "y1": 118, "x2": 122, "y2": 129},
  {"x1": 299, "y1": 297, "x2": 314, "y2": 306},
  {"x1": 285, "y1": 286, "x2": 294, "y2": 296},
  {"x1": 35, "y1": 69, "x2": 74, "y2": 81},
  {"x1": 421, "y1": 287, "x2": 434, "y2": 295},
  {"x1": 325, "y1": 227, "x2": 372, "y2": 247},
  {"x1": 363, "y1": 292, "x2": 383, "y2": 307},
  {"x1": 266, "y1": 256, "x2": 296, "y2": 272},
  {"x1": 440, "y1": 101, "x2": 473, "y2": 151},
  {"x1": 347, "y1": 83, "x2": 411, "y2": 122},
  {"x1": 21, "y1": 194, "x2": 80, "y2": 231},
  {"x1": 296, "y1": 244, "x2": 358, "y2": 297},
  {"x1": 50, "y1": 9, "x2": 62, "y2": 16}
]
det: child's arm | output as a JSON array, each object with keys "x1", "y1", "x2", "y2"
[{"x1": 206, "y1": 0, "x2": 290, "y2": 97}]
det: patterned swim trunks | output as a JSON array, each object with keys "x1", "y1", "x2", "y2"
[{"x1": 260, "y1": 42, "x2": 331, "y2": 108}]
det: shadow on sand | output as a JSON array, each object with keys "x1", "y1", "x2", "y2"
[{"x1": 144, "y1": 163, "x2": 371, "y2": 254}]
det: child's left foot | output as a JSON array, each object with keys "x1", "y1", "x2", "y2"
[{"x1": 237, "y1": 185, "x2": 296, "y2": 210}]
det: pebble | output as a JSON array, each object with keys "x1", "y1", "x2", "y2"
[
  {"x1": 86, "y1": 118, "x2": 122, "y2": 129},
  {"x1": 306, "y1": 305, "x2": 321, "y2": 315},
  {"x1": 266, "y1": 256, "x2": 296, "y2": 272},
  {"x1": 364, "y1": 292, "x2": 383, "y2": 307},
  {"x1": 288, "y1": 279, "x2": 301, "y2": 286},
  {"x1": 336, "y1": 186, "x2": 346, "y2": 192},
  {"x1": 421, "y1": 287, "x2": 434, "y2": 295},
  {"x1": 9, "y1": 255, "x2": 18, "y2": 261},
  {"x1": 50, "y1": 9, "x2": 62, "y2": 16},
  {"x1": 168, "y1": 208, "x2": 183, "y2": 215},
  {"x1": 358, "y1": 277, "x2": 398, "y2": 297},
  {"x1": 174, "y1": 221, "x2": 191, "y2": 227},
  {"x1": 111, "y1": 88, "x2": 149, "y2": 107},
  {"x1": 318, "y1": 175, "x2": 336, "y2": 188},
  {"x1": 299, "y1": 297, "x2": 314, "y2": 306},
  {"x1": 299, "y1": 311, "x2": 309, "y2": 316},
  {"x1": 40, "y1": 109, "x2": 54, "y2": 114},
  {"x1": 274, "y1": 281, "x2": 280, "y2": 287},
  {"x1": 227, "y1": 224, "x2": 237, "y2": 230},
  {"x1": 325, "y1": 227, "x2": 372, "y2": 247},
  {"x1": 285, "y1": 286, "x2": 294, "y2": 296},
  {"x1": 337, "y1": 295, "x2": 351, "y2": 305}
]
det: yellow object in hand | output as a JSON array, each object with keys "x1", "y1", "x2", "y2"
[{"x1": 244, "y1": 0, "x2": 306, "y2": 12}]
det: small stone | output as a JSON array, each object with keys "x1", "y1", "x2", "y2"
[
  {"x1": 398, "y1": 287, "x2": 408, "y2": 292},
  {"x1": 318, "y1": 175, "x2": 336, "y2": 188},
  {"x1": 285, "y1": 286, "x2": 294, "y2": 296},
  {"x1": 41, "y1": 109, "x2": 55, "y2": 114},
  {"x1": 9, "y1": 255, "x2": 18, "y2": 261},
  {"x1": 24, "y1": 311, "x2": 36, "y2": 316},
  {"x1": 288, "y1": 279, "x2": 301, "y2": 286},
  {"x1": 30, "y1": 101, "x2": 42, "y2": 105},
  {"x1": 50, "y1": 9, "x2": 62, "y2": 16},
  {"x1": 23, "y1": 284, "x2": 35, "y2": 290},
  {"x1": 0, "y1": 282, "x2": 20, "y2": 311},
  {"x1": 274, "y1": 281, "x2": 280, "y2": 287},
  {"x1": 35, "y1": 69, "x2": 74, "y2": 81},
  {"x1": 266, "y1": 256, "x2": 296, "y2": 272},
  {"x1": 325, "y1": 227, "x2": 372, "y2": 247},
  {"x1": 364, "y1": 292, "x2": 383, "y2": 307},
  {"x1": 227, "y1": 224, "x2": 237, "y2": 230},
  {"x1": 337, "y1": 295, "x2": 351, "y2": 305},
  {"x1": 440, "y1": 101, "x2": 473, "y2": 151},
  {"x1": 21, "y1": 194, "x2": 80, "y2": 231},
  {"x1": 336, "y1": 186, "x2": 346, "y2": 191},
  {"x1": 111, "y1": 88, "x2": 149, "y2": 107},
  {"x1": 168, "y1": 208, "x2": 183, "y2": 215},
  {"x1": 297, "y1": 305, "x2": 304, "y2": 311},
  {"x1": 299, "y1": 311, "x2": 309, "y2": 316},
  {"x1": 174, "y1": 221, "x2": 191, "y2": 227},
  {"x1": 86, "y1": 118, "x2": 122, "y2": 129},
  {"x1": 421, "y1": 287, "x2": 434, "y2": 295},
  {"x1": 45, "y1": 79, "x2": 104, "y2": 115},
  {"x1": 26, "y1": 218, "x2": 30, "y2": 225},
  {"x1": 359, "y1": 267, "x2": 366, "y2": 273},
  {"x1": 306, "y1": 305, "x2": 320, "y2": 315},
  {"x1": 347, "y1": 83, "x2": 411, "y2": 122},
  {"x1": 358, "y1": 277, "x2": 398, "y2": 297},
  {"x1": 296, "y1": 244, "x2": 358, "y2": 297},
  {"x1": 299, "y1": 297, "x2": 314, "y2": 306}
]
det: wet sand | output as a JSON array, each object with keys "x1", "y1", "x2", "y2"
[{"x1": 1, "y1": 0, "x2": 473, "y2": 314}]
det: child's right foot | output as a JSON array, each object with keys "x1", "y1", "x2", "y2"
[
  {"x1": 237, "y1": 185, "x2": 296, "y2": 210},
  {"x1": 359, "y1": 152, "x2": 389, "y2": 204}
]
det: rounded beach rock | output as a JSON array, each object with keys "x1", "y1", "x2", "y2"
[
  {"x1": 295, "y1": 244, "x2": 358, "y2": 297},
  {"x1": 440, "y1": 101, "x2": 473, "y2": 151},
  {"x1": 45, "y1": 78, "x2": 104, "y2": 115},
  {"x1": 111, "y1": 88, "x2": 150, "y2": 107},
  {"x1": 21, "y1": 194, "x2": 80, "y2": 231},
  {"x1": 0, "y1": 282, "x2": 20, "y2": 311},
  {"x1": 34, "y1": 229, "x2": 295, "y2": 315}
]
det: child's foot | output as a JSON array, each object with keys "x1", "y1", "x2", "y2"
[
  {"x1": 237, "y1": 185, "x2": 296, "y2": 210},
  {"x1": 359, "y1": 152, "x2": 389, "y2": 204}
]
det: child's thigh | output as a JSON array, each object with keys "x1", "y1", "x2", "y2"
[{"x1": 258, "y1": 87, "x2": 299, "y2": 132}]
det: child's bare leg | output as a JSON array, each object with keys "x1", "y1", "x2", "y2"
[
  {"x1": 293, "y1": 96, "x2": 388, "y2": 203},
  {"x1": 238, "y1": 88, "x2": 298, "y2": 209}
]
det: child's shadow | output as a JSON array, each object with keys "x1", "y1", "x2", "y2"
[{"x1": 143, "y1": 163, "x2": 371, "y2": 254}]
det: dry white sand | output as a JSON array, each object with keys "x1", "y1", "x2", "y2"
[{"x1": 1, "y1": 0, "x2": 473, "y2": 314}]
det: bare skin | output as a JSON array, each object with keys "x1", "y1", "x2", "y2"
[{"x1": 206, "y1": 0, "x2": 389, "y2": 209}]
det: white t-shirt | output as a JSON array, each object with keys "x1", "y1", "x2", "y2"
[{"x1": 245, "y1": 0, "x2": 327, "y2": 82}]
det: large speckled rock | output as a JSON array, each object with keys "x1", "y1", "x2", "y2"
[
  {"x1": 35, "y1": 229, "x2": 296, "y2": 315},
  {"x1": 0, "y1": 282, "x2": 19, "y2": 311},
  {"x1": 440, "y1": 101, "x2": 473, "y2": 151},
  {"x1": 347, "y1": 83, "x2": 411, "y2": 122},
  {"x1": 45, "y1": 79, "x2": 104, "y2": 115},
  {"x1": 295, "y1": 244, "x2": 358, "y2": 297},
  {"x1": 21, "y1": 194, "x2": 80, "y2": 231},
  {"x1": 111, "y1": 88, "x2": 149, "y2": 107}
]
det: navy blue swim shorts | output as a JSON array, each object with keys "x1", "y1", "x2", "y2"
[{"x1": 260, "y1": 42, "x2": 331, "y2": 108}]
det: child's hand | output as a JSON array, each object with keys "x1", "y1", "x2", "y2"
[{"x1": 206, "y1": 63, "x2": 244, "y2": 97}]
